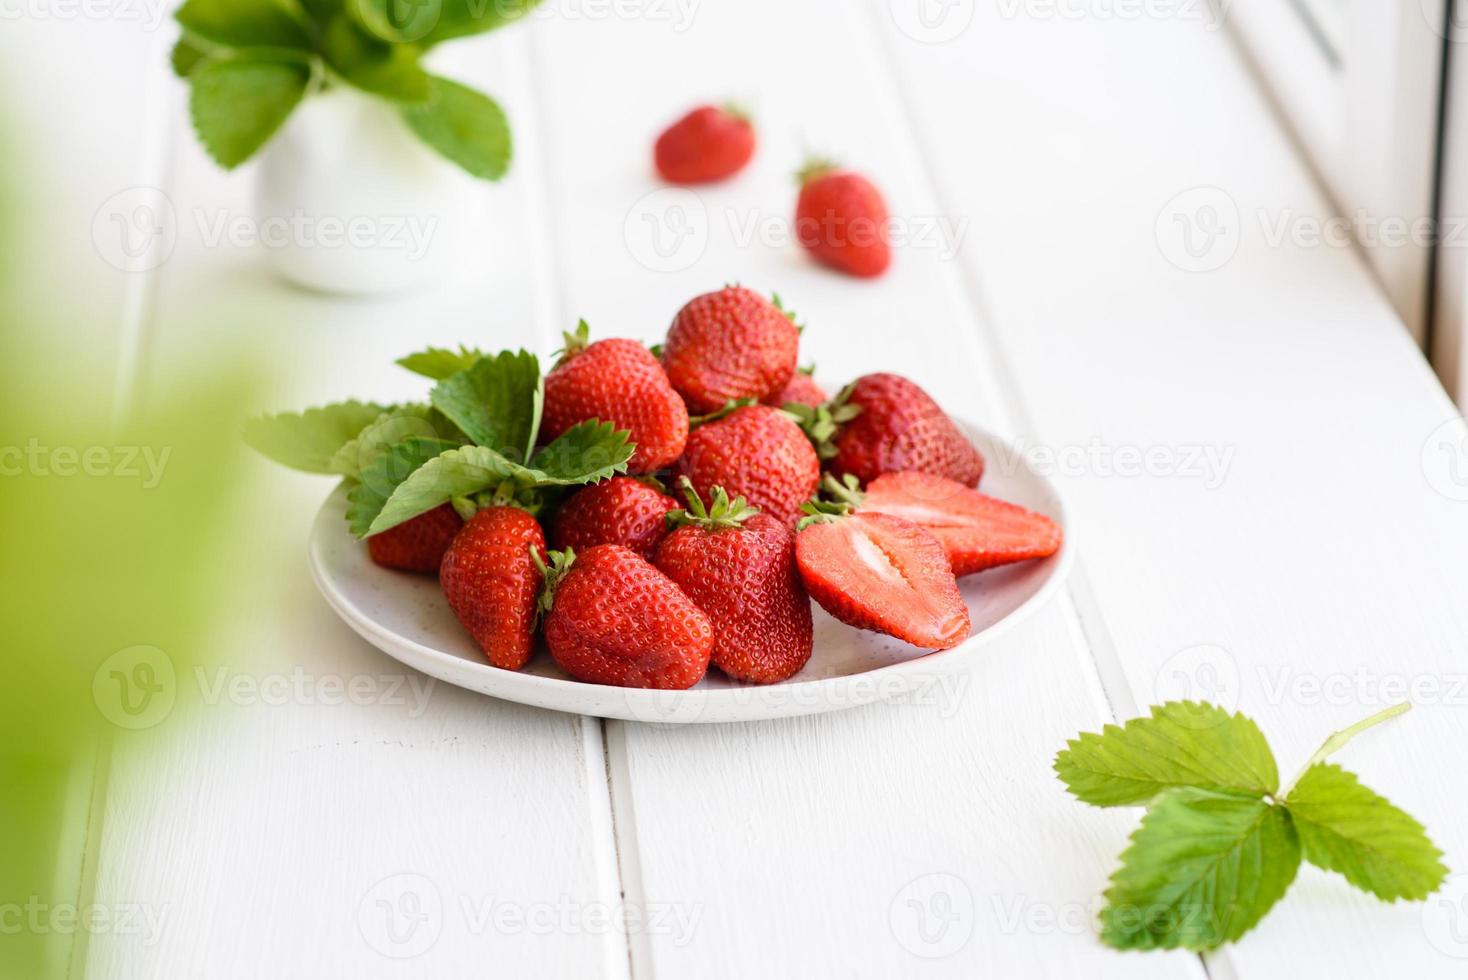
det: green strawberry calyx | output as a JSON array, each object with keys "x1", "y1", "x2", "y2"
[
  {"x1": 553, "y1": 319, "x2": 592, "y2": 368},
  {"x1": 666, "y1": 477, "x2": 760, "y2": 532},
  {"x1": 796, "y1": 156, "x2": 841, "y2": 187},
  {"x1": 785, "y1": 383, "x2": 861, "y2": 460},
  {"x1": 532, "y1": 546, "x2": 576, "y2": 622},
  {"x1": 795, "y1": 474, "x2": 866, "y2": 531}
]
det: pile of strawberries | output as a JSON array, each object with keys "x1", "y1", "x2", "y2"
[{"x1": 335, "y1": 285, "x2": 1062, "y2": 691}]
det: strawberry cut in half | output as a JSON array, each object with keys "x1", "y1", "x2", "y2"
[
  {"x1": 795, "y1": 503, "x2": 970, "y2": 651},
  {"x1": 845, "y1": 471, "x2": 1062, "y2": 576}
]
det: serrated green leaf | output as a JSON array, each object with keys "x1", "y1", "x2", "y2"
[
  {"x1": 1054, "y1": 701, "x2": 1279, "y2": 807},
  {"x1": 176, "y1": 0, "x2": 313, "y2": 49},
  {"x1": 188, "y1": 56, "x2": 312, "y2": 169},
  {"x1": 327, "y1": 405, "x2": 466, "y2": 478},
  {"x1": 243, "y1": 400, "x2": 388, "y2": 473},
  {"x1": 401, "y1": 76, "x2": 511, "y2": 180},
  {"x1": 349, "y1": 0, "x2": 542, "y2": 46},
  {"x1": 1285, "y1": 763, "x2": 1447, "y2": 901},
  {"x1": 320, "y1": 15, "x2": 431, "y2": 102},
  {"x1": 360, "y1": 443, "x2": 532, "y2": 536},
  {"x1": 1101, "y1": 789, "x2": 1300, "y2": 951},
  {"x1": 396, "y1": 345, "x2": 486, "y2": 380},
  {"x1": 346, "y1": 437, "x2": 464, "y2": 536},
  {"x1": 530, "y1": 420, "x2": 634, "y2": 485},
  {"x1": 429, "y1": 349, "x2": 541, "y2": 460}
]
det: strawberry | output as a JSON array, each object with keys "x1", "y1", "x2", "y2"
[
  {"x1": 795, "y1": 160, "x2": 891, "y2": 278},
  {"x1": 676, "y1": 404, "x2": 820, "y2": 526},
  {"x1": 661, "y1": 286, "x2": 799, "y2": 414},
  {"x1": 837, "y1": 471, "x2": 1062, "y2": 576},
  {"x1": 537, "y1": 545, "x2": 713, "y2": 689},
  {"x1": 550, "y1": 475, "x2": 679, "y2": 560},
  {"x1": 762, "y1": 366, "x2": 827, "y2": 409},
  {"x1": 655, "y1": 104, "x2": 756, "y2": 185},
  {"x1": 365, "y1": 503, "x2": 463, "y2": 572},
  {"x1": 795, "y1": 504, "x2": 970, "y2": 650},
  {"x1": 542, "y1": 321, "x2": 689, "y2": 474},
  {"x1": 654, "y1": 480, "x2": 813, "y2": 684},
  {"x1": 439, "y1": 506, "x2": 547, "y2": 670},
  {"x1": 801, "y1": 373, "x2": 984, "y2": 487}
]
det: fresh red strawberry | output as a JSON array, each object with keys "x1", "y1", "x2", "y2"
[
  {"x1": 795, "y1": 160, "x2": 891, "y2": 278},
  {"x1": 542, "y1": 321, "x2": 689, "y2": 473},
  {"x1": 661, "y1": 286, "x2": 799, "y2": 414},
  {"x1": 795, "y1": 506, "x2": 969, "y2": 650},
  {"x1": 808, "y1": 373, "x2": 984, "y2": 487},
  {"x1": 537, "y1": 545, "x2": 713, "y2": 689},
  {"x1": 655, "y1": 104, "x2": 756, "y2": 184},
  {"x1": 843, "y1": 471, "x2": 1062, "y2": 576},
  {"x1": 439, "y1": 506, "x2": 547, "y2": 670},
  {"x1": 366, "y1": 503, "x2": 463, "y2": 572},
  {"x1": 654, "y1": 480, "x2": 813, "y2": 683},
  {"x1": 676, "y1": 404, "x2": 820, "y2": 526},
  {"x1": 762, "y1": 366, "x2": 827, "y2": 409},
  {"x1": 550, "y1": 476, "x2": 679, "y2": 560}
]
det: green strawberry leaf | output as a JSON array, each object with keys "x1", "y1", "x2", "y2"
[
  {"x1": 1285, "y1": 763, "x2": 1447, "y2": 901},
  {"x1": 327, "y1": 405, "x2": 466, "y2": 479},
  {"x1": 188, "y1": 55, "x2": 313, "y2": 169},
  {"x1": 401, "y1": 76, "x2": 511, "y2": 180},
  {"x1": 243, "y1": 399, "x2": 389, "y2": 473},
  {"x1": 350, "y1": 0, "x2": 542, "y2": 47},
  {"x1": 320, "y1": 15, "x2": 431, "y2": 102},
  {"x1": 396, "y1": 344, "x2": 486, "y2": 380},
  {"x1": 1054, "y1": 701, "x2": 1279, "y2": 807},
  {"x1": 175, "y1": 0, "x2": 313, "y2": 50},
  {"x1": 1100, "y1": 789, "x2": 1300, "y2": 951},
  {"x1": 358, "y1": 442, "x2": 533, "y2": 536},
  {"x1": 171, "y1": 34, "x2": 213, "y2": 77},
  {"x1": 429, "y1": 350, "x2": 541, "y2": 461},
  {"x1": 347, "y1": 437, "x2": 464, "y2": 537},
  {"x1": 530, "y1": 420, "x2": 634, "y2": 485}
]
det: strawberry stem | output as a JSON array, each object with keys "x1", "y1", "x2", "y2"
[
  {"x1": 796, "y1": 156, "x2": 841, "y2": 187},
  {"x1": 688, "y1": 398, "x2": 756, "y2": 428},
  {"x1": 552, "y1": 319, "x2": 592, "y2": 368},
  {"x1": 532, "y1": 546, "x2": 575, "y2": 622}
]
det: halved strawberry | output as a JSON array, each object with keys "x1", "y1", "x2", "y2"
[
  {"x1": 795, "y1": 506, "x2": 969, "y2": 650},
  {"x1": 857, "y1": 471, "x2": 1061, "y2": 575}
]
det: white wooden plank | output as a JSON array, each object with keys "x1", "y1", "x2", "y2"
[
  {"x1": 83, "y1": 32, "x2": 629, "y2": 979},
  {"x1": 879, "y1": 4, "x2": 1468, "y2": 978},
  {"x1": 526, "y1": 3, "x2": 1200, "y2": 977}
]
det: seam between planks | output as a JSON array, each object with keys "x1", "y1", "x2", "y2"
[
  {"x1": 852, "y1": 2, "x2": 1224, "y2": 977},
  {"x1": 517, "y1": 26, "x2": 640, "y2": 979}
]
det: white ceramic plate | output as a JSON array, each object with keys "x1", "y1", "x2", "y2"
[{"x1": 308, "y1": 423, "x2": 1072, "y2": 724}]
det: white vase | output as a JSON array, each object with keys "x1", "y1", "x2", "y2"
[{"x1": 254, "y1": 87, "x2": 470, "y2": 296}]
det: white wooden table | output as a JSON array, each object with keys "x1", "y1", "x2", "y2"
[{"x1": 15, "y1": 1, "x2": 1468, "y2": 977}]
